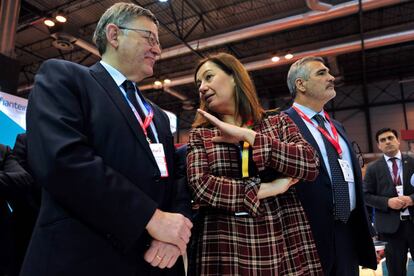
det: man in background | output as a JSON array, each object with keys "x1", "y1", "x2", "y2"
[
  {"x1": 364, "y1": 128, "x2": 414, "y2": 276},
  {"x1": 284, "y1": 56, "x2": 376, "y2": 275},
  {"x1": 0, "y1": 137, "x2": 34, "y2": 276}
]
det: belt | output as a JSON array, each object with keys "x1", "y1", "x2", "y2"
[{"x1": 400, "y1": 215, "x2": 412, "y2": 221}]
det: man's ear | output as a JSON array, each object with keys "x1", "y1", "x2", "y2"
[
  {"x1": 106, "y1": 23, "x2": 120, "y2": 49},
  {"x1": 295, "y1": 78, "x2": 306, "y2": 93}
]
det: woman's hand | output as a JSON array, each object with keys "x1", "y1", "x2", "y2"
[
  {"x1": 198, "y1": 109, "x2": 256, "y2": 144},
  {"x1": 257, "y1": 177, "x2": 299, "y2": 199}
]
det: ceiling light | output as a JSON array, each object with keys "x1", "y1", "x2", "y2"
[
  {"x1": 55, "y1": 15, "x2": 67, "y2": 23},
  {"x1": 285, "y1": 53, "x2": 294, "y2": 60},
  {"x1": 159, "y1": 0, "x2": 168, "y2": 2},
  {"x1": 163, "y1": 79, "x2": 171, "y2": 85},
  {"x1": 154, "y1": 80, "x2": 163, "y2": 88},
  {"x1": 271, "y1": 56, "x2": 280, "y2": 62},
  {"x1": 44, "y1": 19, "x2": 55, "y2": 27}
]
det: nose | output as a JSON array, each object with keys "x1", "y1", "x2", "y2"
[
  {"x1": 199, "y1": 82, "x2": 208, "y2": 95},
  {"x1": 328, "y1": 73, "x2": 335, "y2": 82},
  {"x1": 151, "y1": 43, "x2": 161, "y2": 56}
]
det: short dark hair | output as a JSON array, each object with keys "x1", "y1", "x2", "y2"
[{"x1": 375, "y1": 128, "x2": 398, "y2": 142}]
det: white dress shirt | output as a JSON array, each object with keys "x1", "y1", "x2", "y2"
[
  {"x1": 100, "y1": 61, "x2": 159, "y2": 142},
  {"x1": 293, "y1": 102, "x2": 356, "y2": 211}
]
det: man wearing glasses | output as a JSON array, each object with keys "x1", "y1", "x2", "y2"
[
  {"x1": 364, "y1": 128, "x2": 414, "y2": 276},
  {"x1": 21, "y1": 3, "x2": 192, "y2": 276}
]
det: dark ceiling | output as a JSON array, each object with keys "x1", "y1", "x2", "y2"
[{"x1": 13, "y1": 0, "x2": 414, "y2": 129}]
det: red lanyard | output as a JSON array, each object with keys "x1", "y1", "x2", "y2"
[
  {"x1": 126, "y1": 97, "x2": 155, "y2": 143},
  {"x1": 139, "y1": 107, "x2": 154, "y2": 140},
  {"x1": 293, "y1": 106, "x2": 342, "y2": 157}
]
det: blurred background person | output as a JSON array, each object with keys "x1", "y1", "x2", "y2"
[
  {"x1": 0, "y1": 136, "x2": 34, "y2": 276},
  {"x1": 363, "y1": 128, "x2": 414, "y2": 276},
  {"x1": 187, "y1": 52, "x2": 322, "y2": 275}
]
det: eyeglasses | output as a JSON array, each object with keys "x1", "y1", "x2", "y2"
[
  {"x1": 352, "y1": 141, "x2": 365, "y2": 168},
  {"x1": 118, "y1": 26, "x2": 161, "y2": 48}
]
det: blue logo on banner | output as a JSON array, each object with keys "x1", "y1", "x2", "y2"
[{"x1": 0, "y1": 111, "x2": 25, "y2": 147}]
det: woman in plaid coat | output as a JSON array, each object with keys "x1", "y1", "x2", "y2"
[{"x1": 187, "y1": 53, "x2": 323, "y2": 275}]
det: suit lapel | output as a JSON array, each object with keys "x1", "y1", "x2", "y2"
[
  {"x1": 150, "y1": 103, "x2": 167, "y2": 145},
  {"x1": 89, "y1": 62, "x2": 156, "y2": 165},
  {"x1": 332, "y1": 120, "x2": 363, "y2": 181},
  {"x1": 402, "y1": 154, "x2": 412, "y2": 189},
  {"x1": 285, "y1": 107, "x2": 330, "y2": 180}
]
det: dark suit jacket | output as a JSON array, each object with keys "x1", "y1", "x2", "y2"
[
  {"x1": 363, "y1": 154, "x2": 414, "y2": 234},
  {"x1": 285, "y1": 107, "x2": 377, "y2": 271},
  {"x1": 22, "y1": 59, "x2": 191, "y2": 276}
]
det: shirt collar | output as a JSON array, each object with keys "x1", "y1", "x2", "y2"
[
  {"x1": 100, "y1": 61, "x2": 127, "y2": 87},
  {"x1": 384, "y1": 151, "x2": 402, "y2": 162},
  {"x1": 293, "y1": 102, "x2": 326, "y2": 121}
]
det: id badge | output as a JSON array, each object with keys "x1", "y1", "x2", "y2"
[
  {"x1": 338, "y1": 159, "x2": 354, "y2": 182},
  {"x1": 396, "y1": 185, "x2": 404, "y2": 196},
  {"x1": 149, "y1": 143, "x2": 169, "y2": 178}
]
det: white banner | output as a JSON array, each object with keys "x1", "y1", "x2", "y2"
[{"x1": 0, "y1": 91, "x2": 27, "y2": 147}]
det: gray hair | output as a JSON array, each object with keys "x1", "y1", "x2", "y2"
[
  {"x1": 287, "y1": 56, "x2": 325, "y2": 99},
  {"x1": 93, "y1": 2, "x2": 159, "y2": 55}
]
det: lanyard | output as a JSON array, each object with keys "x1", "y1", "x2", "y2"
[
  {"x1": 125, "y1": 97, "x2": 155, "y2": 143},
  {"x1": 389, "y1": 158, "x2": 402, "y2": 185},
  {"x1": 293, "y1": 106, "x2": 342, "y2": 157},
  {"x1": 241, "y1": 120, "x2": 254, "y2": 178}
]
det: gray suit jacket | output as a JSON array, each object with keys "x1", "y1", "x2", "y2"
[{"x1": 363, "y1": 154, "x2": 414, "y2": 233}]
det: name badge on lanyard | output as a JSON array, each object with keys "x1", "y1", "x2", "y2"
[
  {"x1": 149, "y1": 143, "x2": 169, "y2": 178},
  {"x1": 338, "y1": 159, "x2": 354, "y2": 182},
  {"x1": 125, "y1": 95, "x2": 168, "y2": 177}
]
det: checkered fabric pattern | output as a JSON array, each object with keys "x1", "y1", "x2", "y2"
[{"x1": 187, "y1": 113, "x2": 323, "y2": 275}]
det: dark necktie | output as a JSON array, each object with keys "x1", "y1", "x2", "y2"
[
  {"x1": 313, "y1": 114, "x2": 351, "y2": 223},
  {"x1": 122, "y1": 80, "x2": 156, "y2": 143},
  {"x1": 390, "y1": 157, "x2": 401, "y2": 186}
]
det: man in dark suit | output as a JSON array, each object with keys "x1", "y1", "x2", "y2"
[
  {"x1": 21, "y1": 3, "x2": 192, "y2": 276},
  {"x1": 364, "y1": 128, "x2": 414, "y2": 276},
  {"x1": 284, "y1": 56, "x2": 377, "y2": 275},
  {"x1": 0, "y1": 140, "x2": 34, "y2": 276}
]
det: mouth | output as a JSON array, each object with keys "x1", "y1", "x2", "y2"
[
  {"x1": 326, "y1": 84, "x2": 335, "y2": 89},
  {"x1": 204, "y1": 93, "x2": 214, "y2": 103},
  {"x1": 144, "y1": 56, "x2": 156, "y2": 65}
]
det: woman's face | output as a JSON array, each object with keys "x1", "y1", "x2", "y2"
[{"x1": 196, "y1": 61, "x2": 236, "y2": 115}]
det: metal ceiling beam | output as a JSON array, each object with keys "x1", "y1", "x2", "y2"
[
  {"x1": 139, "y1": 29, "x2": 414, "y2": 90},
  {"x1": 159, "y1": 0, "x2": 403, "y2": 60},
  {"x1": 0, "y1": 0, "x2": 21, "y2": 57},
  {"x1": 21, "y1": 0, "x2": 402, "y2": 61}
]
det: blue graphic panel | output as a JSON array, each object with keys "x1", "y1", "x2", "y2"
[{"x1": 0, "y1": 111, "x2": 25, "y2": 147}]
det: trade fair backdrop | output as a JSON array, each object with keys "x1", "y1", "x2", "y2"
[{"x1": 0, "y1": 91, "x2": 26, "y2": 147}]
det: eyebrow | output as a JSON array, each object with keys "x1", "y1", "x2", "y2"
[
  {"x1": 196, "y1": 69, "x2": 213, "y2": 83},
  {"x1": 379, "y1": 135, "x2": 395, "y2": 141},
  {"x1": 315, "y1": 68, "x2": 328, "y2": 74}
]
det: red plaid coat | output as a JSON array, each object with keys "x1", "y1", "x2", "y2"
[{"x1": 187, "y1": 113, "x2": 323, "y2": 275}]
